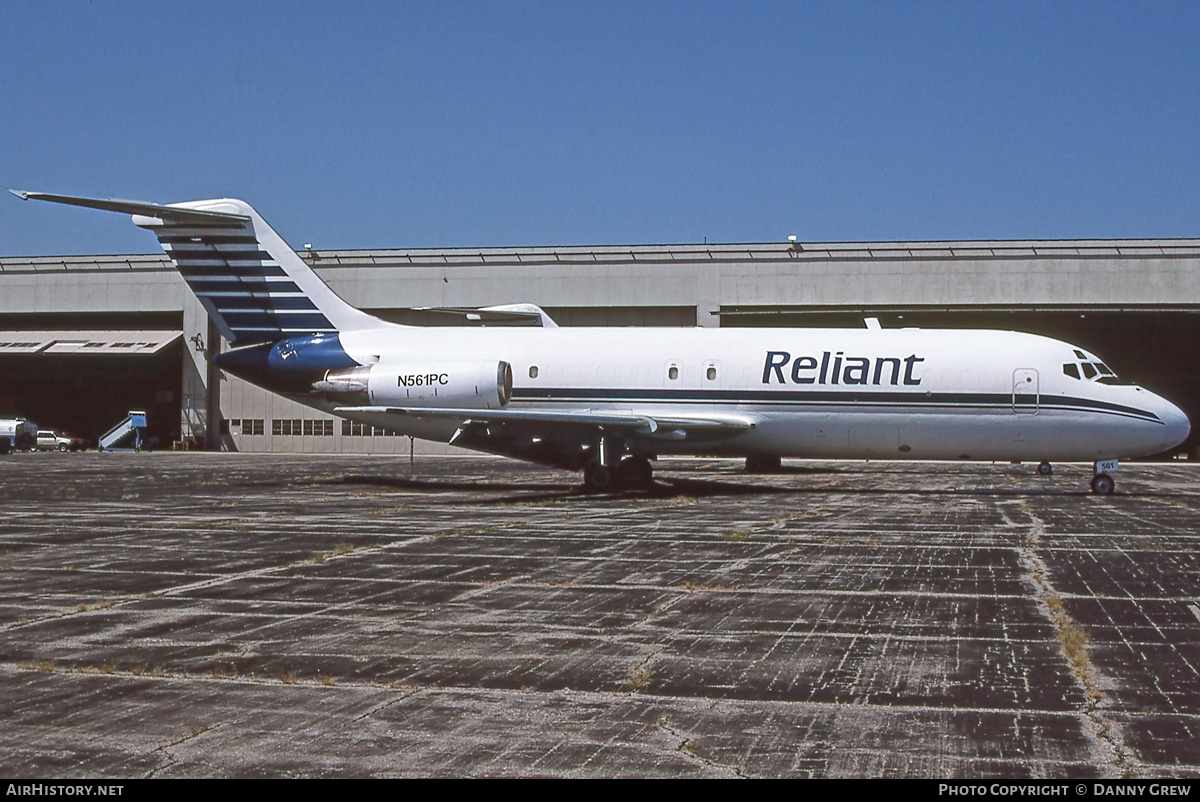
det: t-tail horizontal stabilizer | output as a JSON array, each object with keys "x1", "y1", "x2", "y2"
[
  {"x1": 9, "y1": 189, "x2": 384, "y2": 346},
  {"x1": 409, "y1": 303, "x2": 559, "y2": 327}
]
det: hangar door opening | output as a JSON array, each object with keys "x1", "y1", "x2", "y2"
[{"x1": 0, "y1": 332, "x2": 183, "y2": 449}]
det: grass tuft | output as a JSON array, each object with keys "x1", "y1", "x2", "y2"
[{"x1": 624, "y1": 667, "x2": 652, "y2": 692}]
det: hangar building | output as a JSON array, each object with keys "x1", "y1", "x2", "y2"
[{"x1": 1, "y1": 238, "x2": 1198, "y2": 456}]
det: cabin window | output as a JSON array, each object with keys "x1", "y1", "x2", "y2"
[
  {"x1": 1062, "y1": 364, "x2": 1080, "y2": 380},
  {"x1": 529, "y1": 366, "x2": 538, "y2": 379},
  {"x1": 668, "y1": 366, "x2": 679, "y2": 381},
  {"x1": 706, "y1": 366, "x2": 717, "y2": 381},
  {"x1": 1081, "y1": 362, "x2": 1098, "y2": 379}
]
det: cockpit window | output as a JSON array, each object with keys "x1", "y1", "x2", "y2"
[{"x1": 1064, "y1": 352, "x2": 1122, "y2": 383}]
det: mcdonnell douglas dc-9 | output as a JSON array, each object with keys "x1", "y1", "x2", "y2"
[{"x1": 10, "y1": 190, "x2": 1190, "y2": 494}]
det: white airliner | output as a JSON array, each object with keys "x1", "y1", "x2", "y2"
[{"x1": 10, "y1": 190, "x2": 1190, "y2": 494}]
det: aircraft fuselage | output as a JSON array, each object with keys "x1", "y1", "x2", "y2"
[{"x1": 220, "y1": 324, "x2": 1188, "y2": 465}]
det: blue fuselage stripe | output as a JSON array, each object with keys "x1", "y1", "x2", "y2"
[{"x1": 510, "y1": 388, "x2": 1161, "y2": 423}]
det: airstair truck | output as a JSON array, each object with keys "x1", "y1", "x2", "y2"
[{"x1": 98, "y1": 410, "x2": 146, "y2": 452}]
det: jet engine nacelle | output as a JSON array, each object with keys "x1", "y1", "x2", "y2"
[{"x1": 315, "y1": 360, "x2": 513, "y2": 409}]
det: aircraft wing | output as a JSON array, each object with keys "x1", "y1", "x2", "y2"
[
  {"x1": 334, "y1": 405, "x2": 752, "y2": 438},
  {"x1": 335, "y1": 404, "x2": 752, "y2": 469}
]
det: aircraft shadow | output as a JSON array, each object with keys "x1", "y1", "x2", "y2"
[
  {"x1": 321, "y1": 471, "x2": 1138, "y2": 505},
  {"x1": 326, "y1": 475, "x2": 567, "y2": 493},
  {"x1": 326, "y1": 472, "x2": 786, "y2": 504}
]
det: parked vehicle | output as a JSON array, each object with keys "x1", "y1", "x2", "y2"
[
  {"x1": 0, "y1": 418, "x2": 38, "y2": 454},
  {"x1": 35, "y1": 430, "x2": 87, "y2": 452}
]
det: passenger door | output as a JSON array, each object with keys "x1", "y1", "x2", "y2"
[{"x1": 1012, "y1": 368, "x2": 1039, "y2": 414}]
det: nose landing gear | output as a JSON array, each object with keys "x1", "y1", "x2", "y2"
[
  {"x1": 1036, "y1": 460, "x2": 1115, "y2": 494},
  {"x1": 1090, "y1": 458, "x2": 1118, "y2": 495}
]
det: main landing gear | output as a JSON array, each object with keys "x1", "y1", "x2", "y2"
[
  {"x1": 1037, "y1": 461, "x2": 1053, "y2": 476},
  {"x1": 582, "y1": 448, "x2": 655, "y2": 492},
  {"x1": 744, "y1": 455, "x2": 782, "y2": 473}
]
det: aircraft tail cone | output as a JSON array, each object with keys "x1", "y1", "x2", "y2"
[{"x1": 213, "y1": 342, "x2": 274, "y2": 385}]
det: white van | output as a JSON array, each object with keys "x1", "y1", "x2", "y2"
[{"x1": 0, "y1": 419, "x2": 38, "y2": 453}]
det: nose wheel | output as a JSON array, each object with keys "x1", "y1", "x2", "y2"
[{"x1": 1090, "y1": 473, "x2": 1115, "y2": 495}]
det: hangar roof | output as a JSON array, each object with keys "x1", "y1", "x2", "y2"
[
  {"x1": 2, "y1": 237, "x2": 1200, "y2": 273},
  {"x1": 0, "y1": 330, "x2": 180, "y2": 355}
]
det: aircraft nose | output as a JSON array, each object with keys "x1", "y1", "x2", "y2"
[{"x1": 1160, "y1": 397, "x2": 1191, "y2": 452}]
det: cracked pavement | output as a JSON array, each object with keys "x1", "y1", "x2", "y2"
[{"x1": 1, "y1": 453, "x2": 1198, "y2": 777}]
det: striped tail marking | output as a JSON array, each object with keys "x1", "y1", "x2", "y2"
[
  {"x1": 153, "y1": 219, "x2": 335, "y2": 346},
  {"x1": 8, "y1": 191, "x2": 384, "y2": 347}
]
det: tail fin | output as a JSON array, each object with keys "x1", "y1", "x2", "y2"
[{"x1": 9, "y1": 190, "x2": 383, "y2": 346}]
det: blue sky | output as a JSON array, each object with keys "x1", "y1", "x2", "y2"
[{"x1": 2, "y1": 1, "x2": 1198, "y2": 255}]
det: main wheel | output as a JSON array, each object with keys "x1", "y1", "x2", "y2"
[
  {"x1": 583, "y1": 463, "x2": 617, "y2": 492},
  {"x1": 1037, "y1": 461, "x2": 1053, "y2": 476},
  {"x1": 618, "y1": 456, "x2": 654, "y2": 488},
  {"x1": 1090, "y1": 473, "x2": 1115, "y2": 495},
  {"x1": 746, "y1": 455, "x2": 782, "y2": 473},
  {"x1": 58, "y1": 443, "x2": 68, "y2": 452}
]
